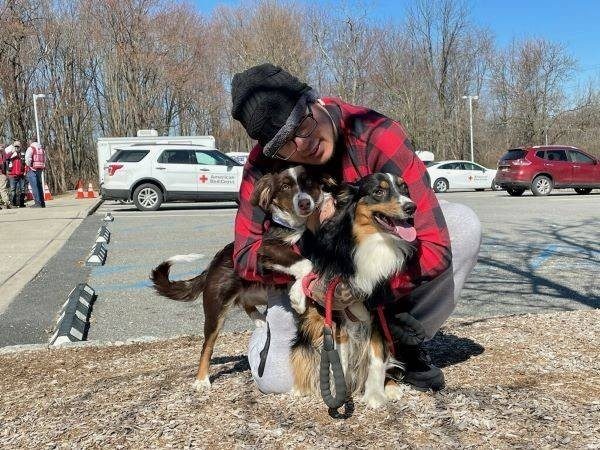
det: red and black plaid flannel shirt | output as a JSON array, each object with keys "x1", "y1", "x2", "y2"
[{"x1": 233, "y1": 97, "x2": 451, "y2": 301}]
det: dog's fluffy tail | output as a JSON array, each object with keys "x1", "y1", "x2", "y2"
[{"x1": 150, "y1": 254, "x2": 206, "y2": 302}]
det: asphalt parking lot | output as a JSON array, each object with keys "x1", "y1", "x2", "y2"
[{"x1": 84, "y1": 189, "x2": 600, "y2": 343}]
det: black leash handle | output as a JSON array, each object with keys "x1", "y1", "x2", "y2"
[{"x1": 320, "y1": 326, "x2": 347, "y2": 409}]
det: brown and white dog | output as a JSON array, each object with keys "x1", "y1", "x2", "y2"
[
  {"x1": 291, "y1": 173, "x2": 417, "y2": 408},
  {"x1": 150, "y1": 166, "x2": 333, "y2": 389}
]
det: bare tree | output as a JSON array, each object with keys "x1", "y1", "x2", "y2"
[
  {"x1": 404, "y1": 0, "x2": 491, "y2": 160},
  {"x1": 0, "y1": 0, "x2": 598, "y2": 193},
  {"x1": 305, "y1": 3, "x2": 377, "y2": 105},
  {"x1": 489, "y1": 38, "x2": 575, "y2": 146}
]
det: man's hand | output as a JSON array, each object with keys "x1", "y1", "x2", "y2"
[
  {"x1": 305, "y1": 276, "x2": 357, "y2": 310},
  {"x1": 301, "y1": 273, "x2": 370, "y2": 321},
  {"x1": 388, "y1": 312, "x2": 426, "y2": 346}
]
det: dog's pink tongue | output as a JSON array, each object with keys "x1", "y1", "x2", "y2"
[{"x1": 394, "y1": 223, "x2": 417, "y2": 242}]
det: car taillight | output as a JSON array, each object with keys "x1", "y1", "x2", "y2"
[
  {"x1": 107, "y1": 164, "x2": 124, "y2": 176},
  {"x1": 511, "y1": 159, "x2": 531, "y2": 166}
]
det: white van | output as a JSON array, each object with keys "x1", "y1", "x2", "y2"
[{"x1": 101, "y1": 144, "x2": 243, "y2": 211}]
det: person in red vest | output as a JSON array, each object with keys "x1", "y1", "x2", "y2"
[
  {"x1": 25, "y1": 141, "x2": 46, "y2": 208},
  {"x1": 6, "y1": 143, "x2": 27, "y2": 208}
]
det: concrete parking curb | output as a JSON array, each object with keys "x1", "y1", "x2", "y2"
[
  {"x1": 50, "y1": 284, "x2": 97, "y2": 345},
  {"x1": 86, "y1": 242, "x2": 108, "y2": 266}
]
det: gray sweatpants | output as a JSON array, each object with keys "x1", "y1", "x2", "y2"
[{"x1": 247, "y1": 201, "x2": 482, "y2": 394}]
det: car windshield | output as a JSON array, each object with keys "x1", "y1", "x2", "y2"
[
  {"x1": 205, "y1": 150, "x2": 242, "y2": 166},
  {"x1": 424, "y1": 161, "x2": 437, "y2": 167},
  {"x1": 500, "y1": 149, "x2": 526, "y2": 161}
]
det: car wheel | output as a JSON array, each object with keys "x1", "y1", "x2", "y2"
[
  {"x1": 475, "y1": 188, "x2": 485, "y2": 192},
  {"x1": 574, "y1": 188, "x2": 592, "y2": 195},
  {"x1": 506, "y1": 187, "x2": 525, "y2": 196},
  {"x1": 433, "y1": 178, "x2": 449, "y2": 193},
  {"x1": 133, "y1": 183, "x2": 163, "y2": 211},
  {"x1": 531, "y1": 175, "x2": 553, "y2": 196}
]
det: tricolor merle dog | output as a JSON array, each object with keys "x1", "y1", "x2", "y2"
[{"x1": 291, "y1": 173, "x2": 417, "y2": 408}]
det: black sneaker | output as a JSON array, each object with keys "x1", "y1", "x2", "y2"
[{"x1": 387, "y1": 344, "x2": 445, "y2": 391}]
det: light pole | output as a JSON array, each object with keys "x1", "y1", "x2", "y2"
[
  {"x1": 32, "y1": 93, "x2": 47, "y2": 189},
  {"x1": 462, "y1": 95, "x2": 478, "y2": 162},
  {"x1": 33, "y1": 93, "x2": 46, "y2": 144}
]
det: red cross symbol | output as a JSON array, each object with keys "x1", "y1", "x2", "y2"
[
  {"x1": 468, "y1": 175, "x2": 473, "y2": 181},
  {"x1": 199, "y1": 175, "x2": 209, "y2": 183}
]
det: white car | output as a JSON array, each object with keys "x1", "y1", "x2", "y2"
[
  {"x1": 426, "y1": 160, "x2": 500, "y2": 193},
  {"x1": 101, "y1": 144, "x2": 244, "y2": 211}
]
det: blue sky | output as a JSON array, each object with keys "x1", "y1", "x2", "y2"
[{"x1": 193, "y1": 0, "x2": 600, "y2": 87}]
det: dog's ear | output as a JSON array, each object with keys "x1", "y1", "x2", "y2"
[
  {"x1": 319, "y1": 173, "x2": 338, "y2": 192},
  {"x1": 251, "y1": 174, "x2": 276, "y2": 210},
  {"x1": 335, "y1": 182, "x2": 359, "y2": 206}
]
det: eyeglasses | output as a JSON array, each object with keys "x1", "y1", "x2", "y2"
[{"x1": 274, "y1": 105, "x2": 318, "y2": 160}]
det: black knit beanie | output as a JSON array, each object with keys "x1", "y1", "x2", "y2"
[{"x1": 231, "y1": 63, "x2": 319, "y2": 158}]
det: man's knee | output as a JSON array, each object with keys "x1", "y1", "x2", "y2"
[{"x1": 247, "y1": 299, "x2": 296, "y2": 394}]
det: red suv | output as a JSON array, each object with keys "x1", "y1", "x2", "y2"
[{"x1": 495, "y1": 145, "x2": 600, "y2": 196}]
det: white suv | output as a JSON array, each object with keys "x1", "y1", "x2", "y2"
[{"x1": 101, "y1": 144, "x2": 244, "y2": 211}]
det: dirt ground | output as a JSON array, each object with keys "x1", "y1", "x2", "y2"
[{"x1": 1, "y1": 310, "x2": 599, "y2": 449}]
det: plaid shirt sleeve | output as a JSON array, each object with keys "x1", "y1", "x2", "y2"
[
  {"x1": 232, "y1": 144, "x2": 291, "y2": 285},
  {"x1": 365, "y1": 119, "x2": 452, "y2": 299}
]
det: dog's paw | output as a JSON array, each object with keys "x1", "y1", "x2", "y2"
[
  {"x1": 385, "y1": 381, "x2": 406, "y2": 401},
  {"x1": 362, "y1": 390, "x2": 387, "y2": 409},
  {"x1": 289, "y1": 280, "x2": 307, "y2": 315},
  {"x1": 193, "y1": 377, "x2": 211, "y2": 391}
]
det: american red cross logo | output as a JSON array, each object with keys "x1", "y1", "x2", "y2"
[
  {"x1": 199, "y1": 175, "x2": 209, "y2": 183},
  {"x1": 468, "y1": 175, "x2": 473, "y2": 181}
]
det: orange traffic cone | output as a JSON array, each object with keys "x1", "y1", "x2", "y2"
[
  {"x1": 86, "y1": 182, "x2": 97, "y2": 198},
  {"x1": 26, "y1": 185, "x2": 34, "y2": 201},
  {"x1": 75, "y1": 180, "x2": 85, "y2": 199},
  {"x1": 44, "y1": 183, "x2": 53, "y2": 201}
]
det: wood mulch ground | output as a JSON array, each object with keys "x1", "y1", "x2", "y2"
[{"x1": 1, "y1": 310, "x2": 599, "y2": 449}]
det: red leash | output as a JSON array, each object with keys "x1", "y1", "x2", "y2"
[
  {"x1": 377, "y1": 305, "x2": 396, "y2": 356},
  {"x1": 323, "y1": 276, "x2": 341, "y2": 327}
]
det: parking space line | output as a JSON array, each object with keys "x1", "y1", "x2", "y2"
[
  {"x1": 530, "y1": 244, "x2": 558, "y2": 269},
  {"x1": 93, "y1": 267, "x2": 206, "y2": 292}
]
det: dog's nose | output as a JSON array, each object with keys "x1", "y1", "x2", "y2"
[
  {"x1": 403, "y1": 202, "x2": 416, "y2": 216},
  {"x1": 298, "y1": 198, "x2": 312, "y2": 212}
]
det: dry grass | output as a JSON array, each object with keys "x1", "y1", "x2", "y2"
[{"x1": 1, "y1": 310, "x2": 599, "y2": 449}]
